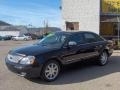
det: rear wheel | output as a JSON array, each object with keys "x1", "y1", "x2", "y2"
[
  {"x1": 98, "y1": 51, "x2": 108, "y2": 66},
  {"x1": 41, "y1": 60, "x2": 60, "y2": 82}
]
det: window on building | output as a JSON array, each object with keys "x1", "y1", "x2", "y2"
[{"x1": 66, "y1": 22, "x2": 79, "y2": 30}]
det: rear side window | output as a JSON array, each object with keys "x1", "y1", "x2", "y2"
[
  {"x1": 94, "y1": 34, "x2": 104, "y2": 41},
  {"x1": 68, "y1": 34, "x2": 84, "y2": 44},
  {"x1": 84, "y1": 33, "x2": 103, "y2": 43},
  {"x1": 84, "y1": 33, "x2": 96, "y2": 43}
]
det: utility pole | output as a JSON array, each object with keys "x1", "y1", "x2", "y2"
[
  {"x1": 28, "y1": 24, "x2": 32, "y2": 34},
  {"x1": 43, "y1": 20, "x2": 49, "y2": 35},
  {"x1": 45, "y1": 20, "x2": 49, "y2": 34},
  {"x1": 43, "y1": 20, "x2": 46, "y2": 35},
  {"x1": 117, "y1": 16, "x2": 120, "y2": 46}
]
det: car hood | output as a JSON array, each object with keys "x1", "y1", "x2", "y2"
[{"x1": 10, "y1": 44, "x2": 59, "y2": 56}]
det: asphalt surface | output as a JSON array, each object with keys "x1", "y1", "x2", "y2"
[{"x1": 0, "y1": 40, "x2": 120, "y2": 90}]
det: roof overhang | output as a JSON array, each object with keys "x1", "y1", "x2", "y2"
[{"x1": 101, "y1": 16, "x2": 120, "y2": 23}]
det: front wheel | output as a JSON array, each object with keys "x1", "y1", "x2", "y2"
[
  {"x1": 41, "y1": 60, "x2": 60, "y2": 82},
  {"x1": 98, "y1": 51, "x2": 108, "y2": 66}
]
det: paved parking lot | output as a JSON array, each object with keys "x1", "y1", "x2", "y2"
[{"x1": 0, "y1": 41, "x2": 120, "y2": 90}]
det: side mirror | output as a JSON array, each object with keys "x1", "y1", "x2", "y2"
[{"x1": 68, "y1": 41, "x2": 77, "y2": 46}]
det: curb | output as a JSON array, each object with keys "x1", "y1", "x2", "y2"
[{"x1": 113, "y1": 50, "x2": 120, "y2": 53}]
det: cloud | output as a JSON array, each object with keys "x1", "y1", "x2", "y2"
[{"x1": 0, "y1": 3, "x2": 61, "y2": 27}]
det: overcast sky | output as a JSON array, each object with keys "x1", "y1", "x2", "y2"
[{"x1": 0, "y1": 0, "x2": 61, "y2": 27}]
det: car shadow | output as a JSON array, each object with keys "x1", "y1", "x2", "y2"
[{"x1": 27, "y1": 55, "x2": 120, "y2": 85}]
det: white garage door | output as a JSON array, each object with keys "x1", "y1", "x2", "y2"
[{"x1": 0, "y1": 31, "x2": 20, "y2": 36}]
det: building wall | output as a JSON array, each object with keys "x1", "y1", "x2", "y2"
[
  {"x1": 0, "y1": 26, "x2": 28, "y2": 36},
  {"x1": 62, "y1": 0, "x2": 100, "y2": 34},
  {"x1": 100, "y1": 22, "x2": 114, "y2": 36},
  {"x1": 0, "y1": 31, "x2": 20, "y2": 36}
]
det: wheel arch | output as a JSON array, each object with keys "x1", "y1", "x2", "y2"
[
  {"x1": 40, "y1": 57, "x2": 62, "y2": 81},
  {"x1": 45, "y1": 57, "x2": 63, "y2": 68},
  {"x1": 103, "y1": 49, "x2": 109, "y2": 56}
]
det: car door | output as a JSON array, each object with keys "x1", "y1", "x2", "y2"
[
  {"x1": 91, "y1": 33, "x2": 106, "y2": 54},
  {"x1": 61, "y1": 33, "x2": 86, "y2": 64},
  {"x1": 82, "y1": 32, "x2": 103, "y2": 59}
]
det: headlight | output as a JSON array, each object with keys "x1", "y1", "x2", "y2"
[
  {"x1": 7, "y1": 54, "x2": 23, "y2": 63},
  {"x1": 19, "y1": 56, "x2": 35, "y2": 65}
]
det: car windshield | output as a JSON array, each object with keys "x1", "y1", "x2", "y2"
[{"x1": 36, "y1": 33, "x2": 67, "y2": 47}]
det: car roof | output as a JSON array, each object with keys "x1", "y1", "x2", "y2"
[{"x1": 55, "y1": 31, "x2": 96, "y2": 35}]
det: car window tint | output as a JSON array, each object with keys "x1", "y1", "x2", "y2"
[
  {"x1": 84, "y1": 33, "x2": 104, "y2": 43},
  {"x1": 94, "y1": 34, "x2": 104, "y2": 41},
  {"x1": 69, "y1": 34, "x2": 84, "y2": 44},
  {"x1": 84, "y1": 33, "x2": 97, "y2": 43}
]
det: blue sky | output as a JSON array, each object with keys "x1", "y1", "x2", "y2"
[{"x1": 0, "y1": 0, "x2": 61, "y2": 27}]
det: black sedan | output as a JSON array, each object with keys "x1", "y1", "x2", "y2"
[{"x1": 5, "y1": 31, "x2": 113, "y2": 82}]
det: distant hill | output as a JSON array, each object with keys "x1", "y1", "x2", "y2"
[
  {"x1": 28, "y1": 27, "x2": 61, "y2": 32},
  {"x1": 0, "y1": 21, "x2": 11, "y2": 26},
  {"x1": 27, "y1": 27, "x2": 61, "y2": 36}
]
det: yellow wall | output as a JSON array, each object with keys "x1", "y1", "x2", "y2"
[
  {"x1": 100, "y1": 22, "x2": 114, "y2": 35},
  {"x1": 102, "y1": 0, "x2": 120, "y2": 14}
]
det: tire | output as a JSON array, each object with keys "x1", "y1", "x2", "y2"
[
  {"x1": 98, "y1": 51, "x2": 108, "y2": 66},
  {"x1": 41, "y1": 60, "x2": 60, "y2": 82}
]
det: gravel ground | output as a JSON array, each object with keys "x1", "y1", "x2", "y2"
[{"x1": 0, "y1": 40, "x2": 120, "y2": 90}]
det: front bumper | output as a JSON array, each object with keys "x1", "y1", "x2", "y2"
[{"x1": 5, "y1": 58, "x2": 43, "y2": 78}]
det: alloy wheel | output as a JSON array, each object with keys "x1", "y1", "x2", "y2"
[
  {"x1": 100, "y1": 52, "x2": 108, "y2": 65},
  {"x1": 44, "y1": 62, "x2": 59, "y2": 80}
]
